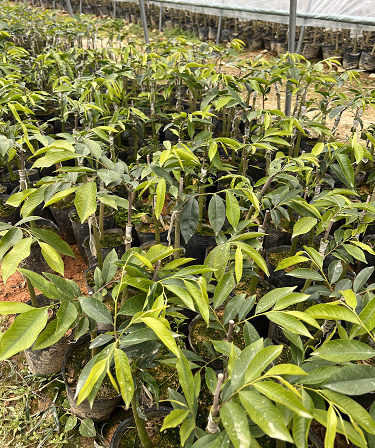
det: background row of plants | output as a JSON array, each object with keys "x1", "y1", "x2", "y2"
[{"x1": 1, "y1": 1, "x2": 375, "y2": 447}]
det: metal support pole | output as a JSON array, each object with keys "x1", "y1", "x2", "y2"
[
  {"x1": 66, "y1": 0, "x2": 74, "y2": 17},
  {"x1": 53, "y1": 0, "x2": 56, "y2": 8},
  {"x1": 79, "y1": 0, "x2": 82, "y2": 14},
  {"x1": 296, "y1": 26, "x2": 304, "y2": 54},
  {"x1": 113, "y1": 0, "x2": 116, "y2": 19},
  {"x1": 285, "y1": 0, "x2": 297, "y2": 116},
  {"x1": 216, "y1": 14, "x2": 222, "y2": 44},
  {"x1": 139, "y1": 0, "x2": 150, "y2": 44},
  {"x1": 159, "y1": 4, "x2": 163, "y2": 32}
]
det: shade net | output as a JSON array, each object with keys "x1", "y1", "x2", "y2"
[{"x1": 116, "y1": 0, "x2": 375, "y2": 31}]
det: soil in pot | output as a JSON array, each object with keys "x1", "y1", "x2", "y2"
[
  {"x1": 23, "y1": 295, "x2": 75, "y2": 375},
  {"x1": 0, "y1": 168, "x2": 39, "y2": 194},
  {"x1": 110, "y1": 408, "x2": 179, "y2": 448},
  {"x1": 23, "y1": 219, "x2": 60, "y2": 275},
  {"x1": 264, "y1": 219, "x2": 295, "y2": 250},
  {"x1": 267, "y1": 247, "x2": 308, "y2": 290},
  {"x1": 50, "y1": 194, "x2": 76, "y2": 243},
  {"x1": 69, "y1": 208, "x2": 115, "y2": 259},
  {"x1": 189, "y1": 309, "x2": 245, "y2": 363},
  {"x1": 135, "y1": 218, "x2": 172, "y2": 246},
  {"x1": 83, "y1": 229, "x2": 125, "y2": 266},
  {"x1": 62, "y1": 333, "x2": 122, "y2": 421}
]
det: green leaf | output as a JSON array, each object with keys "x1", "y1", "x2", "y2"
[
  {"x1": 314, "y1": 409, "x2": 367, "y2": 448},
  {"x1": 31, "y1": 229, "x2": 75, "y2": 257},
  {"x1": 325, "y1": 405, "x2": 337, "y2": 448},
  {"x1": 354, "y1": 267, "x2": 375, "y2": 293},
  {"x1": 343, "y1": 244, "x2": 366, "y2": 263},
  {"x1": 292, "y1": 218, "x2": 317, "y2": 239},
  {"x1": 220, "y1": 401, "x2": 251, "y2": 448},
  {"x1": 39, "y1": 242, "x2": 64, "y2": 276},
  {"x1": 253, "y1": 382, "x2": 312, "y2": 418},
  {"x1": 275, "y1": 256, "x2": 310, "y2": 272},
  {"x1": 239, "y1": 391, "x2": 293, "y2": 443},
  {"x1": 328, "y1": 260, "x2": 343, "y2": 284},
  {"x1": 305, "y1": 303, "x2": 360, "y2": 324},
  {"x1": 336, "y1": 154, "x2": 354, "y2": 188},
  {"x1": 266, "y1": 364, "x2": 307, "y2": 377},
  {"x1": 340, "y1": 289, "x2": 357, "y2": 308},
  {"x1": 287, "y1": 269, "x2": 324, "y2": 281},
  {"x1": 180, "y1": 198, "x2": 199, "y2": 244},
  {"x1": 267, "y1": 312, "x2": 312, "y2": 338},
  {"x1": 245, "y1": 345, "x2": 283, "y2": 382},
  {"x1": 184, "y1": 280, "x2": 209, "y2": 325},
  {"x1": 0, "y1": 228, "x2": 23, "y2": 260},
  {"x1": 80, "y1": 297, "x2": 113, "y2": 325},
  {"x1": 226, "y1": 192, "x2": 240, "y2": 230},
  {"x1": 208, "y1": 195, "x2": 225, "y2": 235},
  {"x1": 180, "y1": 417, "x2": 195, "y2": 446},
  {"x1": 236, "y1": 243, "x2": 269, "y2": 276},
  {"x1": 321, "y1": 389, "x2": 375, "y2": 435},
  {"x1": 273, "y1": 293, "x2": 309, "y2": 311},
  {"x1": 213, "y1": 272, "x2": 235, "y2": 309},
  {"x1": 292, "y1": 414, "x2": 311, "y2": 448},
  {"x1": 311, "y1": 340, "x2": 375, "y2": 362},
  {"x1": 2, "y1": 238, "x2": 32, "y2": 283},
  {"x1": 256, "y1": 287, "x2": 296, "y2": 314},
  {"x1": 0, "y1": 302, "x2": 33, "y2": 315},
  {"x1": 33, "y1": 301, "x2": 77, "y2": 350},
  {"x1": 0, "y1": 309, "x2": 48, "y2": 360},
  {"x1": 141, "y1": 317, "x2": 179, "y2": 357},
  {"x1": 97, "y1": 169, "x2": 120, "y2": 186},
  {"x1": 74, "y1": 181, "x2": 97, "y2": 224},
  {"x1": 44, "y1": 187, "x2": 78, "y2": 207},
  {"x1": 351, "y1": 296, "x2": 375, "y2": 337},
  {"x1": 79, "y1": 418, "x2": 96, "y2": 437},
  {"x1": 64, "y1": 416, "x2": 77, "y2": 432},
  {"x1": 161, "y1": 409, "x2": 190, "y2": 431},
  {"x1": 235, "y1": 246, "x2": 243, "y2": 283},
  {"x1": 77, "y1": 358, "x2": 107, "y2": 405},
  {"x1": 323, "y1": 364, "x2": 375, "y2": 395},
  {"x1": 114, "y1": 348, "x2": 133, "y2": 408},
  {"x1": 176, "y1": 350, "x2": 195, "y2": 410},
  {"x1": 155, "y1": 179, "x2": 166, "y2": 219}
]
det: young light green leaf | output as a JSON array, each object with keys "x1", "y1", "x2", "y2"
[
  {"x1": 292, "y1": 218, "x2": 317, "y2": 239},
  {"x1": 114, "y1": 348, "x2": 134, "y2": 408},
  {"x1": 239, "y1": 391, "x2": 293, "y2": 443},
  {"x1": 155, "y1": 179, "x2": 166, "y2": 219},
  {"x1": 141, "y1": 317, "x2": 179, "y2": 357},
  {"x1": 160, "y1": 409, "x2": 190, "y2": 431},
  {"x1": 0, "y1": 309, "x2": 48, "y2": 360},
  {"x1": 312, "y1": 340, "x2": 375, "y2": 362},
  {"x1": 220, "y1": 401, "x2": 251, "y2": 448},
  {"x1": 74, "y1": 181, "x2": 97, "y2": 224}
]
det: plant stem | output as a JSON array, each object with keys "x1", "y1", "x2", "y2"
[
  {"x1": 289, "y1": 235, "x2": 299, "y2": 256},
  {"x1": 131, "y1": 394, "x2": 151, "y2": 448},
  {"x1": 93, "y1": 223, "x2": 103, "y2": 270},
  {"x1": 26, "y1": 277, "x2": 39, "y2": 307}
]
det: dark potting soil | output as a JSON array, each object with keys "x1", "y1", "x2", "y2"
[
  {"x1": 233, "y1": 278, "x2": 270, "y2": 299},
  {"x1": 65, "y1": 339, "x2": 118, "y2": 400},
  {"x1": 0, "y1": 198, "x2": 16, "y2": 217},
  {"x1": 117, "y1": 416, "x2": 180, "y2": 448},
  {"x1": 149, "y1": 349, "x2": 180, "y2": 402},
  {"x1": 50, "y1": 194, "x2": 75, "y2": 210},
  {"x1": 190, "y1": 309, "x2": 245, "y2": 359},
  {"x1": 196, "y1": 226, "x2": 215, "y2": 236},
  {"x1": 137, "y1": 222, "x2": 170, "y2": 234},
  {"x1": 83, "y1": 232, "x2": 124, "y2": 248},
  {"x1": 70, "y1": 208, "x2": 113, "y2": 223},
  {"x1": 268, "y1": 251, "x2": 310, "y2": 272}
]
